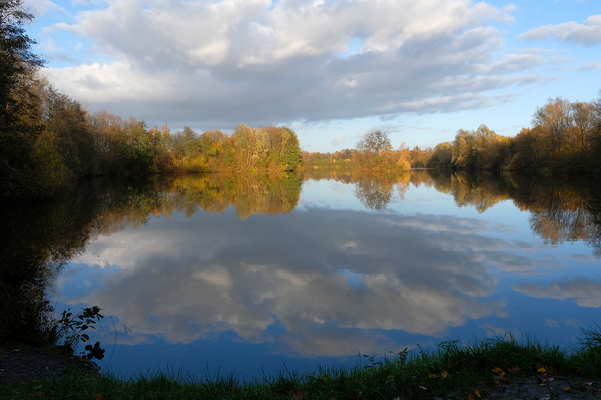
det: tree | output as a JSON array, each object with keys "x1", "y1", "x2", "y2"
[
  {"x1": 280, "y1": 127, "x2": 301, "y2": 170},
  {"x1": 428, "y1": 142, "x2": 453, "y2": 169},
  {"x1": 355, "y1": 130, "x2": 394, "y2": 170},
  {"x1": 532, "y1": 97, "x2": 572, "y2": 162},
  {"x1": 0, "y1": 0, "x2": 44, "y2": 112},
  {"x1": 1, "y1": 0, "x2": 46, "y2": 196},
  {"x1": 571, "y1": 101, "x2": 596, "y2": 150}
]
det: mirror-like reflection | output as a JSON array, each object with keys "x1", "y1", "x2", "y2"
[
  {"x1": 2, "y1": 170, "x2": 600, "y2": 379},
  {"x1": 301, "y1": 168, "x2": 601, "y2": 256}
]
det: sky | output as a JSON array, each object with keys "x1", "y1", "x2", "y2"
[{"x1": 25, "y1": 0, "x2": 601, "y2": 152}]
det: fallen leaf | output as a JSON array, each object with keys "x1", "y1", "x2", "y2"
[
  {"x1": 537, "y1": 367, "x2": 546, "y2": 373},
  {"x1": 442, "y1": 371, "x2": 449, "y2": 378},
  {"x1": 95, "y1": 394, "x2": 104, "y2": 400},
  {"x1": 492, "y1": 367, "x2": 505, "y2": 376},
  {"x1": 419, "y1": 386, "x2": 427, "y2": 390},
  {"x1": 468, "y1": 394, "x2": 474, "y2": 400},
  {"x1": 428, "y1": 373, "x2": 437, "y2": 378},
  {"x1": 564, "y1": 387, "x2": 571, "y2": 391},
  {"x1": 508, "y1": 366, "x2": 520, "y2": 373},
  {"x1": 291, "y1": 390, "x2": 309, "y2": 399},
  {"x1": 587, "y1": 382, "x2": 593, "y2": 386},
  {"x1": 474, "y1": 389, "x2": 482, "y2": 398}
]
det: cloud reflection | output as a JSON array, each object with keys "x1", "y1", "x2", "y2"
[
  {"x1": 513, "y1": 279, "x2": 601, "y2": 308},
  {"x1": 61, "y1": 208, "x2": 566, "y2": 358}
]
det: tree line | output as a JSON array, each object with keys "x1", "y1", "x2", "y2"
[
  {"x1": 425, "y1": 94, "x2": 601, "y2": 173},
  {"x1": 303, "y1": 94, "x2": 601, "y2": 174},
  {"x1": 1, "y1": 1, "x2": 301, "y2": 199},
  {"x1": 302, "y1": 130, "x2": 411, "y2": 173}
]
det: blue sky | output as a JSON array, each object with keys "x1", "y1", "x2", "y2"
[{"x1": 26, "y1": 0, "x2": 601, "y2": 152}]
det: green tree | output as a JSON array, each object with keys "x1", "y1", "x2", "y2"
[
  {"x1": 280, "y1": 127, "x2": 301, "y2": 170},
  {"x1": 428, "y1": 142, "x2": 453, "y2": 169}
]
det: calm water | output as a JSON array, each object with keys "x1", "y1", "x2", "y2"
[{"x1": 8, "y1": 170, "x2": 601, "y2": 380}]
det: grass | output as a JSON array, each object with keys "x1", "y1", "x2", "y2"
[{"x1": 1, "y1": 330, "x2": 600, "y2": 399}]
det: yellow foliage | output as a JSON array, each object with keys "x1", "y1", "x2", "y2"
[
  {"x1": 397, "y1": 157, "x2": 411, "y2": 171},
  {"x1": 171, "y1": 154, "x2": 209, "y2": 173}
]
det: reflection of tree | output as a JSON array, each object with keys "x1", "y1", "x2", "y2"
[
  {"x1": 168, "y1": 173, "x2": 301, "y2": 220},
  {"x1": 450, "y1": 171, "x2": 512, "y2": 213},
  {"x1": 1, "y1": 173, "x2": 303, "y2": 344},
  {"x1": 434, "y1": 171, "x2": 601, "y2": 258},
  {"x1": 301, "y1": 167, "x2": 601, "y2": 257},
  {"x1": 0, "y1": 180, "x2": 122, "y2": 344},
  {"x1": 354, "y1": 175, "x2": 395, "y2": 211},
  {"x1": 508, "y1": 176, "x2": 601, "y2": 258},
  {"x1": 301, "y1": 167, "x2": 355, "y2": 183},
  {"x1": 92, "y1": 173, "x2": 302, "y2": 225}
]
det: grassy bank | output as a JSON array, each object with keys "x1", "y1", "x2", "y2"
[{"x1": 1, "y1": 328, "x2": 600, "y2": 400}]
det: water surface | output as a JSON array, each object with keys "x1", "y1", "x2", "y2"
[{"x1": 5, "y1": 170, "x2": 600, "y2": 380}]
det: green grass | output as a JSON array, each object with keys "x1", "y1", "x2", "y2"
[{"x1": 1, "y1": 330, "x2": 600, "y2": 399}]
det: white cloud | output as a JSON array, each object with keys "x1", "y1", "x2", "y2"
[
  {"x1": 518, "y1": 15, "x2": 601, "y2": 46},
  {"x1": 330, "y1": 134, "x2": 347, "y2": 146},
  {"x1": 40, "y1": 0, "x2": 550, "y2": 129},
  {"x1": 575, "y1": 62, "x2": 601, "y2": 71},
  {"x1": 28, "y1": 0, "x2": 64, "y2": 16}
]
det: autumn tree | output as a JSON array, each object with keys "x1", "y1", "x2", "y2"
[
  {"x1": 408, "y1": 146, "x2": 432, "y2": 168},
  {"x1": 355, "y1": 130, "x2": 402, "y2": 171}
]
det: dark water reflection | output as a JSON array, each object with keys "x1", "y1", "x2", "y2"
[{"x1": 1, "y1": 170, "x2": 600, "y2": 378}]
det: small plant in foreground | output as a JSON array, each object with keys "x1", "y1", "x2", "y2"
[{"x1": 54, "y1": 305, "x2": 105, "y2": 360}]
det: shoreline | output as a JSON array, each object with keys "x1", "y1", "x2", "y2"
[{"x1": 2, "y1": 331, "x2": 600, "y2": 399}]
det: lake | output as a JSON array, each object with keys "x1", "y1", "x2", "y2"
[{"x1": 3, "y1": 169, "x2": 600, "y2": 381}]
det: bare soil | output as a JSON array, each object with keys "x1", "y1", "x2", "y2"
[
  {"x1": 486, "y1": 374, "x2": 601, "y2": 400},
  {"x1": 0, "y1": 347, "x2": 100, "y2": 385}
]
